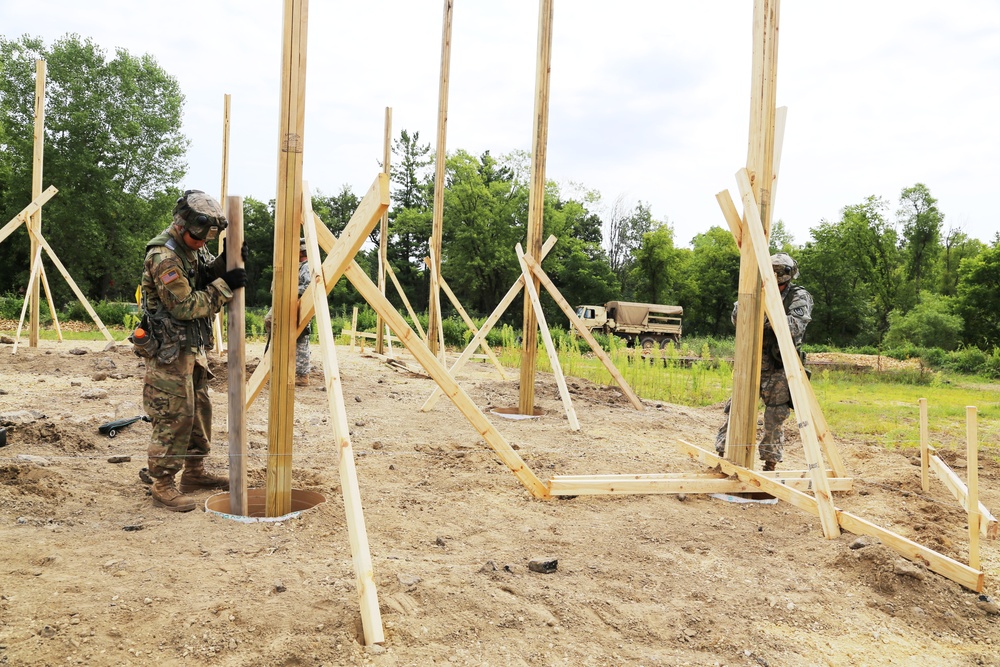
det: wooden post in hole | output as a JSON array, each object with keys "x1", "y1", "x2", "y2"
[
  {"x1": 226, "y1": 196, "x2": 247, "y2": 516},
  {"x1": 214, "y1": 93, "x2": 232, "y2": 358},
  {"x1": 967, "y1": 406, "x2": 980, "y2": 570},
  {"x1": 920, "y1": 398, "x2": 929, "y2": 493},
  {"x1": 29, "y1": 60, "x2": 46, "y2": 348}
]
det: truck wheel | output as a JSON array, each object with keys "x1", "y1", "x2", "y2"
[
  {"x1": 659, "y1": 338, "x2": 674, "y2": 350},
  {"x1": 639, "y1": 337, "x2": 657, "y2": 352}
]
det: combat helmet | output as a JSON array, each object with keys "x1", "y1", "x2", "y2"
[
  {"x1": 173, "y1": 190, "x2": 227, "y2": 241},
  {"x1": 770, "y1": 252, "x2": 799, "y2": 285}
]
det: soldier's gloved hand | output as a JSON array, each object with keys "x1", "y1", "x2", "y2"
[
  {"x1": 239, "y1": 241, "x2": 248, "y2": 263},
  {"x1": 221, "y1": 268, "x2": 247, "y2": 290}
]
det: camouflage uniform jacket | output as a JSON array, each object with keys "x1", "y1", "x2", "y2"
[
  {"x1": 731, "y1": 283, "x2": 813, "y2": 370},
  {"x1": 141, "y1": 226, "x2": 234, "y2": 370}
]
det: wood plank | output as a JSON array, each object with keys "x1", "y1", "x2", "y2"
[
  {"x1": 376, "y1": 106, "x2": 392, "y2": 355},
  {"x1": 736, "y1": 168, "x2": 840, "y2": 539},
  {"x1": 350, "y1": 306, "x2": 358, "y2": 351},
  {"x1": 520, "y1": 0, "x2": 554, "y2": 416},
  {"x1": 212, "y1": 93, "x2": 232, "y2": 360},
  {"x1": 304, "y1": 191, "x2": 384, "y2": 645},
  {"x1": 678, "y1": 439, "x2": 984, "y2": 591},
  {"x1": 12, "y1": 247, "x2": 43, "y2": 354},
  {"x1": 967, "y1": 407, "x2": 980, "y2": 569},
  {"x1": 521, "y1": 251, "x2": 644, "y2": 411},
  {"x1": 384, "y1": 262, "x2": 426, "y2": 341},
  {"x1": 516, "y1": 244, "x2": 579, "y2": 430},
  {"x1": 225, "y1": 196, "x2": 247, "y2": 517},
  {"x1": 30, "y1": 59, "x2": 46, "y2": 348},
  {"x1": 420, "y1": 236, "x2": 557, "y2": 412},
  {"x1": 549, "y1": 475, "x2": 853, "y2": 496},
  {"x1": 928, "y1": 453, "x2": 998, "y2": 540},
  {"x1": 0, "y1": 185, "x2": 57, "y2": 246},
  {"x1": 38, "y1": 265, "x2": 62, "y2": 342},
  {"x1": 920, "y1": 398, "x2": 930, "y2": 493}
]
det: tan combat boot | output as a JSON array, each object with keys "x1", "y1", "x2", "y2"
[
  {"x1": 179, "y1": 459, "x2": 229, "y2": 493},
  {"x1": 151, "y1": 472, "x2": 196, "y2": 512},
  {"x1": 295, "y1": 374, "x2": 309, "y2": 387}
]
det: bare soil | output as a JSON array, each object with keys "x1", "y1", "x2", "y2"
[{"x1": 0, "y1": 338, "x2": 997, "y2": 667}]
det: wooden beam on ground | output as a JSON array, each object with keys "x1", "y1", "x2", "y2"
[
  {"x1": 422, "y1": 256, "x2": 506, "y2": 380},
  {"x1": 521, "y1": 251, "x2": 644, "y2": 411},
  {"x1": 303, "y1": 191, "x2": 384, "y2": 646},
  {"x1": 516, "y1": 244, "x2": 579, "y2": 430},
  {"x1": 549, "y1": 474, "x2": 853, "y2": 496},
  {"x1": 30, "y1": 59, "x2": 46, "y2": 349},
  {"x1": 26, "y1": 228, "x2": 113, "y2": 342},
  {"x1": 678, "y1": 440, "x2": 984, "y2": 592},
  {"x1": 420, "y1": 236, "x2": 557, "y2": 412},
  {"x1": 225, "y1": 196, "x2": 248, "y2": 517},
  {"x1": 520, "y1": 0, "x2": 555, "y2": 417},
  {"x1": 926, "y1": 448, "x2": 997, "y2": 540},
  {"x1": 376, "y1": 106, "x2": 392, "y2": 355},
  {"x1": 0, "y1": 186, "x2": 57, "y2": 246},
  {"x1": 736, "y1": 168, "x2": 839, "y2": 538},
  {"x1": 384, "y1": 262, "x2": 426, "y2": 341},
  {"x1": 267, "y1": 0, "x2": 309, "y2": 518}
]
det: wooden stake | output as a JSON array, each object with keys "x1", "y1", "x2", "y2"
[
  {"x1": 224, "y1": 196, "x2": 248, "y2": 517},
  {"x1": 516, "y1": 244, "x2": 579, "y2": 430},
  {"x1": 30, "y1": 59, "x2": 46, "y2": 349},
  {"x1": 213, "y1": 93, "x2": 232, "y2": 359},
  {"x1": 304, "y1": 191, "x2": 384, "y2": 645},
  {"x1": 38, "y1": 265, "x2": 62, "y2": 342},
  {"x1": 385, "y1": 262, "x2": 426, "y2": 341},
  {"x1": 520, "y1": 251, "x2": 644, "y2": 411},
  {"x1": 350, "y1": 306, "x2": 358, "y2": 352},
  {"x1": 427, "y1": 0, "x2": 453, "y2": 357},
  {"x1": 920, "y1": 398, "x2": 929, "y2": 493},
  {"x1": 421, "y1": 236, "x2": 557, "y2": 412},
  {"x1": 736, "y1": 168, "x2": 839, "y2": 539},
  {"x1": 267, "y1": 0, "x2": 309, "y2": 518},
  {"x1": 927, "y1": 447, "x2": 998, "y2": 539},
  {"x1": 376, "y1": 106, "x2": 392, "y2": 355},
  {"x1": 12, "y1": 246, "x2": 43, "y2": 354},
  {"x1": 967, "y1": 406, "x2": 981, "y2": 570},
  {"x1": 519, "y1": 0, "x2": 554, "y2": 416},
  {"x1": 728, "y1": 0, "x2": 780, "y2": 468}
]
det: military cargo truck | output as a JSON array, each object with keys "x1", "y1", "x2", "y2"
[{"x1": 574, "y1": 301, "x2": 683, "y2": 350}]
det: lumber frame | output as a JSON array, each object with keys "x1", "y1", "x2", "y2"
[
  {"x1": 303, "y1": 189, "x2": 384, "y2": 645},
  {"x1": 225, "y1": 196, "x2": 248, "y2": 517},
  {"x1": 520, "y1": 251, "x2": 644, "y2": 411},
  {"x1": 0, "y1": 186, "x2": 57, "y2": 246},
  {"x1": 309, "y1": 221, "x2": 549, "y2": 499},
  {"x1": 926, "y1": 446, "x2": 998, "y2": 540},
  {"x1": 549, "y1": 473, "x2": 853, "y2": 496},
  {"x1": 735, "y1": 169, "x2": 839, "y2": 538},
  {"x1": 30, "y1": 59, "x2": 46, "y2": 348},
  {"x1": 267, "y1": 0, "x2": 309, "y2": 518},
  {"x1": 519, "y1": 0, "x2": 554, "y2": 416},
  {"x1": 678, "y1": 440, "x2": 984, "y2": 592},
  {"x1": 420, "y1": 236, "x2": 558, "y2": 412},
  {"x1": 728, "y1": 0, "x2": 780, "y2": 467},
  {"x1": 376, "y1": 106, "x2": 392, "y2": 355},
  {"x1": 516, "y1": 244, "x2": 579, "y2": 430}
]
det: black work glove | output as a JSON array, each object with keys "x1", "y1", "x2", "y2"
[
  {"x1": 221, "y1": 268, "x2": 247, "y2": 290},
  {"x1": 219, "y1": 240, "x2": 249, "y2": 264}
]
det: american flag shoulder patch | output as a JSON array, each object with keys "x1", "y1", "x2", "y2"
[{"x1": 160, "y1": 268, "x2": 181, "y2": 285}]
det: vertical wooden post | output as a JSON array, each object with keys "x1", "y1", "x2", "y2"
[
  {"x1": 350, "y1": 306, "x2": 358, "y2": 351},
  {"x1": 919, "y1": 398, "x2": 929, "y2": 493},
  {"x1": 29, "y1": 60, "x2": 46, "y2": 349},
  {"x1": 226, "y1": 196, "x2": 248, "y2": 517},
  {"x1": 427, "y1": 0, "x2": 453, "y2": 358},
  {"x1": 267, "y1": 0, "x2": 309, "y2": 518},
  {"x1": 214, "y1": 93, "x2": 232, "y2": 358},
  {"x1": 967, "y1": 406, "x2": 980, "y2": 570},
  {"x1": 726, "y1": 0, "x2": 779, "y2": 467},
  {"x1": 519, "y1": 0, "x2": 554, "y2": 416},
  {"x1": 375, "y1": 106, "x2": 392, "y2": 355}
]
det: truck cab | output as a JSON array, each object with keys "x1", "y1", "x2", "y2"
[{"x1": 575, "y1": 305, "x2": 607, "y2": 330}]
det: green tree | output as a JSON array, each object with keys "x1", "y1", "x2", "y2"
[
  {"x1": 937, "y1": 227, "x2": 983, "y2": 296},
  {"x1": 628, "y1": 222, "x2": 682, "y2": 305},
  {"x1": 676, "y1": 226, "x2": 740, "y2": 336},
  {"x1": 841, "y1": 196, "x2": 902, "y2": 342},
  {"x1": 768, "y1": 218, "x2": 795, "y2": 254},
  {"x1": 604, "y1": 196, "x2": 652, "y2": 295},
  {"x1": 897, "y1": 183, "x2": 942, "y2": 295},
  {"x1": 955, "y1": 243, "x2": 1000, "y2": 348},
  {"x1": 884, "y1": 292, "x2": 963, "y2": 350},
  {"x1": 0, "y1": 34, "x2": 187, "y2": 303}
]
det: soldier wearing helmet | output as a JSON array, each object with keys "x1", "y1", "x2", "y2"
[
  {"x1": 137, "y1": 190, "x2": 249, "y2": 512},
  {"x1": 263, "y1": 237, "x2": 314, "y2": 386},
  {"x1": 715, "y1": 252, "x2": 813, "y2": 471}
]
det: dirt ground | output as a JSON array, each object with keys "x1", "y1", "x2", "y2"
[{"x1": 0, "y1": 337, "x2": 997, "y2": 667}]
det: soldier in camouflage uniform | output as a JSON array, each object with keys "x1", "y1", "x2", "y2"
[
  {"x1": 715, "y1": 253, "x2": 813, "y2": 471},
  {"x1": 264, "y1": 238, "x2": 313, "y2": 386},
  {"x1": 138, "y1": 190, "x2": 248, "y2": 512}
]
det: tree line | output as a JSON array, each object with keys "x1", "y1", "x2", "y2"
[{"x1": 2, "y1": 34, "x2": 997, "y2": 352}]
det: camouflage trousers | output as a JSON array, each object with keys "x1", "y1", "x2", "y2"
[
  {"x1": 714, "y1": 367, "x2": 792, "y2": 464},
  {"x1": 296, "y1": 326, "x2": 311, "y2": 377},
  {"x1": 143, "y1": 351, "x2": 213, "y2": 476}
]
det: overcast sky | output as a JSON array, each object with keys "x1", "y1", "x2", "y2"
[{"x1": 3, "y1": 1, "x2": 998, "y2": 247}]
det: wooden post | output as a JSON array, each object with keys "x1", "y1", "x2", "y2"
[
  {"x1": 736, "y1": 168, "x2": 838, "y2": 539},
  {"x1": 226, "y1": 196, "x2": 248, "y2": 517},
  {"x1": 39, "y1": 266, "x2": 62, "y2": 342},
  {"x1": 376, "y1": 106, "x2": 392, "y2": 355},
  {"x1": 214, "y1": 93, "x2": 232, "y2": 358},
  {"x1": 29, "y1": 60, "x2": 46, "y2": 349},
  {"x1": 967, "y1": 406, "x2": 980, "y2": 570},
  {"x1": 516, "y1": 244, "x2": 579, "y2": 430},
  {"x1": 267, "y1": 0, "x2": 309, "y2": 518},
  {"x1": 429, "y1": 245, "x2": 445, "y2": 357},
  {"x1": 920, "y1": 398, "x2": 929, "y2": 493},
  {"x1": 350, "y1": 306, "x2": 359, "y2": 351},
  {"x1": 304, "y1": 193, "x2": 384, "y2": 645},
  {"x1": 385, "y1": 262, "x2": 426, "y2": 341},
  {"x1": 427, "y1": 0, "x2": 453, "y2": 357},
  {"x1": 727, "y1": 0, "x2": 779, "y2": 468},
  {"x1": 13, "y1": 247, "x2": 43, "y2": 354},
  {"x1": 519, "y1": 0, "x2": 554, "y2": 416}
]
